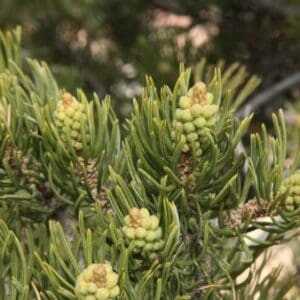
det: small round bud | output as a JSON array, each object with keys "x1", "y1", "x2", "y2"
[
  {"x1": 191, "y1": 104, "x2": 203, "y2": 117},
  {"x1": 130, "y1": 207, "x2": 140, "y2": 217},
  {"x1": 174, "y1": 121, "x2": 183, "y2": 132},
  {"x1": 74, "y1": 142, "x2": 83, "y2": 150},
  {"x1": 182, "y1": 144, "x2": 190, "y2": 152},
  {"x1": 179, "y1": 96, "x2": 192, "y2": 109},
  {"x1": 109, "y1": 286, "x2": 120, "y2": 298},
  {"x1": 74, "y1": 111, "x2": 82, "y2": 121},
  {"x1": 187, "y1": 133, "x2": 198, "y2": 142},
  {"x1": 84, "y1": 267, "x2": 94, "y2": 280},
  {"x1": 153, "y1": 240, "x2": 164, "y2": 251},
  {"x1": 66, "y1": 107, "x2": 75, "y2": 117},
  {"x1": 70, "y1": 130, "x2": 79, "y2": 138},
  {"x1": 194, "y1": 141, "x2": 200, "y2": 149},
  {"x1": 149, "y1": 216, "x2": 159, "y2": 230},
  {"x1": 95, "y1": 288, "x2": 109, "y2": 300},
  {"x1": 73, "y1": 101, "x2": 80, "y2": 110},
  {"x1": 188, "y1": 81, "x2": 207, "y2": 96},
  {"x1": 123, "y1": 227, "x2": 135, "y2": 239},
  {"x1": 181, "y1": 109, "x2": 193, "y2": 122},
  {"x1": 104, "y1": 264, "x2": 113, "y2": 274},
  {"x1": 146, "y1": 231, "x2": 157, "y2": 242},
  {"x1": 199, "y1": 136, "x2": 209, "y2": 144},
  {"x1": 72, "y1": 121, "x2": 81, "y2": 130},
  {"x1": 124, "y1": 215, "x2": 131, "y2": 226},
  {"x1": 77, "y1": 281, "x2": 88, "y2": 295},
  {"x1": 154, "y1": 227, "x2": 162, "y2": 239},
  {"x1": 175, "y1": 109, "x2": 183, "y2": 120},
  {"x1": 197, "y1": 128, "x2": 209, "y2": 136},
  {"x1": 183, "y1": 122, "x2": 195, "y2": 133},
  {"x1": 106, "y1": 273, "x2": 118, "y2": 289},
  {"x1": 135, "y1": 240, "x2": 146, "y2": 248},
  {"x1": 291, "y1": 186, "x2": 300, "y2": 195},
  {"x1": 56, "y1": 111, "x2": 66, "y2": 121},
  {"x1": 144, "y1": 243, "x2": 154, "y2": 251},
  {"x1": 141, "y1": 217, "x2": 152, "y2": 230},
  {"x1": 206, "y1": 117, "x2": 216, "y2": 128},
  {"x1": 64, "y1": 118, "x2": 72, "y2": 127},
  {"x1": 201, "y1": 105, "x2": 218, "y2": 119},
  {"x1": 196, "y1": 149, "x2": 203, "y2": 156},
  {"x1": 193, "y1": 117, "x2": 206, "y2": 128},
  {"x1": 140, "y1": 208, "x2": 150, "y2": 218},
  {"x1": 291, "y1": 174, "x2": 300, "y2": 184},
  {"x1": 87, "y1": 283, "x2": 97, "y2": 293},
  {"x1": 55, "y1": 120, "x2": 63, "y2": 128},
  {"x1": 295, "y1": 196, "x2": 300, "y2": 205},
  {"x1": 135, "y1": 227, "x2": 147, "y2": 239},
  {"x1": 205, "y1": 92, "x2": 214, "y2": 104}
]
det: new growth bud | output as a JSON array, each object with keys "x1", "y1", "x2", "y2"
[
  {"x1": 122, "y1": 207, "x2": 164, "y2": 257},
  {"x1": 75, "y1": 263, "x2": 120, "y2": 300},
  {"x1": 279, "y1": 172, "x2": 300, "y2": 210},
  {"x1": 172, "y1": 81, "x2": 219, "y2": 156},
  {"x1": 54, "y1": 92, "x2": 89, "y2": 151}
]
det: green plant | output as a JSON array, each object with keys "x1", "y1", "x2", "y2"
[{"x1": 0, "y1": 27, "x2": 299, "y2": 300}]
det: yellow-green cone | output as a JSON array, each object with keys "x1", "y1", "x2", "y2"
[
  {"x1": 54, "y1": 92, "x2": 89, "y2": 151},
  {"x1": 122, "y1": 207, "x2": 164, "y2": 256},
  {"x1": 279, "y1": 173, "x2": 300, "y2": 210},
  {"x1": 75, "y1": 263, "x2": 120, "y2": 300},
  {"x1": 172, "y1": 81, "x2": 219, "y2": 156}
]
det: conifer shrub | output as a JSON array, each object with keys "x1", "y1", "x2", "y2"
[{"x1": 0, "y1": 27, "x2": 299, "y2": 300}]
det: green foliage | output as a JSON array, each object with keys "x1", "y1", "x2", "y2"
[{"x1": 0, "y1": 27, "x2": 299, "y2": 299}]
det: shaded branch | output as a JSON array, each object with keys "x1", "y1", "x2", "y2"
[{"x1": 237, "y1": 72, "x2": 300, "y2": 118}]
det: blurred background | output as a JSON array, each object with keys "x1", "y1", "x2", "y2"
[
  {"x1": 1, "y1": 0, "x2": 300, "y2": 295},
  {"x1": 1, "y1": 0, "x2": 300, "y2": 118}
]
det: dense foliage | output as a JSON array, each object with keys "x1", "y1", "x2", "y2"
[{"x1": 0, "y1": 27, "x2": 300, "y2": 299}]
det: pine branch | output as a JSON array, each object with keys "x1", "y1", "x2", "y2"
[{"x1": 0, "y1": 27, "x2": 300, "y2": 299}]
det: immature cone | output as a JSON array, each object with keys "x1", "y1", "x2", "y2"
[
  {"x1": 123, "y1": 207, "x2": 164, "y2": 256},
  {"x1": 222, "y1": 199, "x2": 270, "y2": 227},
  {"x1": 76, "y1": 158, "x2": 112, "y2": 213},
  {"x1": 279, "y1": 173, "x2": 300, "y2": 210},
  {"x1": 54, "y1": 92, "x2": 89, "y2": 151},
  {"x1": 172, "y1": 81, "x2": 218, "y2": 156},
  {"x1": 75, "y1": 263, "x2": 120, "y2": 300}
]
